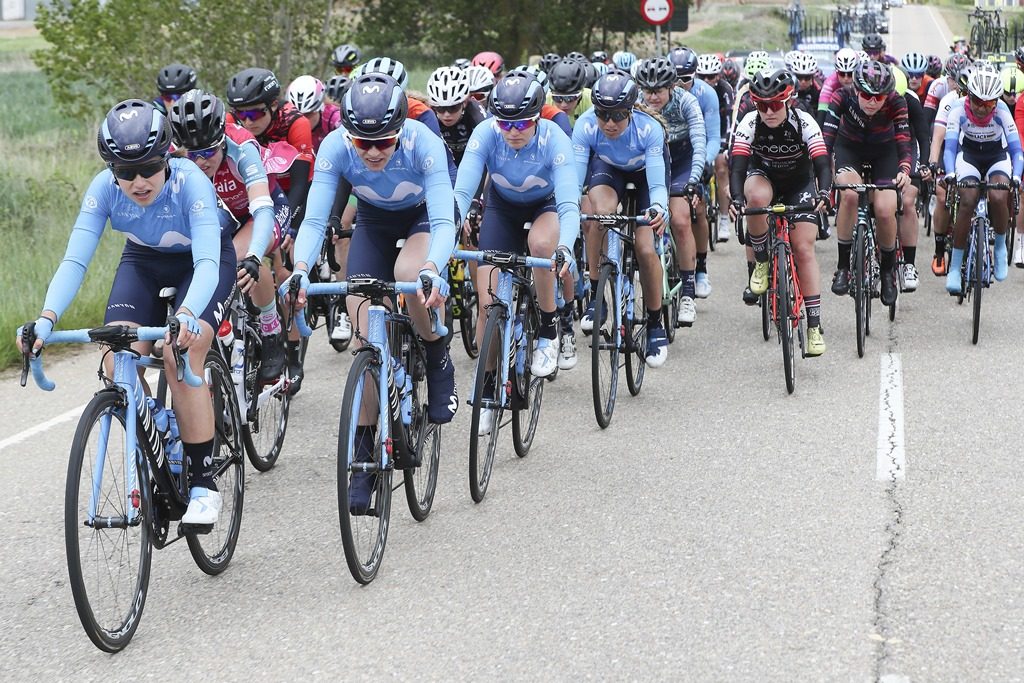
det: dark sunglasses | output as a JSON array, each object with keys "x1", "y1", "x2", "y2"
[
  {"x1": 160, "y1": 92, "x2": 183, "y2": 102},
  {"x1": 552, "y1": 93, "x2": 581, "y2": 104},
  {"x1": 470, "y1": 92, "x2": 488, "y2": 102},
  {"x1": 753, "y1": 99, "x2": 786, "y2": 113},
  {"x1": 837, "y1": 71, "x2": 854, "y2": 78},
  {"x1": 335, "y1": 66, "x2": 354, "y2": 75},
  {"x1": 233, "y1": 107, "x2": 269, "y2": 122},
  {"x1": 433, "y1": 103, "x2": 464, "y2": 115},
  {"x1": 496, "y1": 118, "x2": 537, "y2": 132},
  {"x1": 186, "y1": 144, "x2": 222, "y2": 161},
  {"x1": 797, "y1": 75, "x2": 814, "y2": 81},
  {"x1": 970, "y1": 94, "x2": 998, "y2": 109},
  {"x1": 110, "y1": 159, "x2": 166, "y2": 181},
  {"x1": 595, "y1": 108, "x2": 630, "y2": 122},
  {"x1": 857, "y1": 91, "x2": 887, "y2": 102},
  {"x1": 349, "y1": 134, "x2": 400, "y2": 152},
  {"x1": 678, "y1": 75, "x2": 694, "y2": 84}
]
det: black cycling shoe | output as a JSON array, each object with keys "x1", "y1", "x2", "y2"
[
  {"x1": 742, "y1": 286, "x2": 758, "y2": 306},
  {"x1": 258, "y1": 332, "x2": 286, "y2": 383},
  {"x1": 880, "y1": 268, "x2": 898, "y2": 306},
  {"x1": 426, "y1": 351, "x2": 458, "y2": 424},
  {"x1": 831, "y1": 269, "x2": 851, "y2": 296},
  {"x1": 285, "y1": 343, "x2": 304, "y2": 395}
]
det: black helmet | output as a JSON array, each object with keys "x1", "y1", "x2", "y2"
[
  {"x1": 333, "y1": 44, "x2": 361, "y2": 69},
  {"x1": 668, "y1": 47, "x2": 699, "y2": 78},
  {"x1": 926, "y1": 55, "x2": 943, "y2": 79},
  {"x1": 488, "y1": 70, "x2": 545, "y2": 120},
  {"x1": 341, "y1": 73, "x2": 408, "y2": 138},
  {"x1": 548, "y1": 58, "x2": 588, "y2": 95},
  {"x1": 157, "y1": 63, "x2": 197, "y2": 95},
  {"x1": 169, "y1": 89, "x2": 225, "y2": 149},
  {"x1": 592, "y1": 71, "x2": 639, "y2": 111},
  {"x1": 565, "y1": 51, "x2": 588, "y2": 63},
  {"x1": 634, "y1": 58, "x2": 676, "y2": 90},
  {"x1": 853, "y1": 60, "x2": 894, "y2": 96},
  {"x1": 749, "y1": 69, "x2": 794, "y2": 101},
  {"x1": 540, "y1": 52, "x2": 561, "y2": 73},
  {"x1": 97, "y1": 99, "x2": 173, "y2": 165},
  {"x1": 944, "y1": 53, "x2": 970, "y2": 80},
  {"x1": 862, "y1": 33, "x2": 885, "y2": 52},
  {"x1": 590, "y1": 50, "x2": 608, "y2": 63},
  {"x1": 226, "y1": 68, "x2": 280, "y2": 108},
  {"x1": 325, "y1": 75, "x2": 351, "y2": 103}
]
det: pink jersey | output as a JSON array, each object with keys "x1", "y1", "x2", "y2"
[{"x1": 311, "y1": 102, "x2": 342, "y2": 152}]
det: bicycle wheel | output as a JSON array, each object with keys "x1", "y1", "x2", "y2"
[
  {"x1": 853, "y1": 223, "x2": 868, "y2": 358},
  {"x1": 889, "y1": 246, "x2": 902, "y2": 323},
  {"x1": 662, "y1": 239, "x2": 680, "y2": 343},
  {"x1": 776, "y1": 244, "x2": 795, "y2": 394},
  {"x1": 403, "y1": 342, "x2": 439, "y2": 521},
  {"x1": 459, "y1": 275, "x2": 480, "y2": 359},
  {"x1": 1006, "y1": 228, "x2": 1016, "y2": 268},
  {"x1": 591, "y1": 263, "x2": 619, "y2": 429},
  {"x1": 242, "y1": 331, "x2": 290, "y2": 472},
  {"x1": 187, "y1": 349, "x2": 245, "y2": 575},
  {"x1": 337, "y1": 351, "x2": 392, "y2": 584},
  {"x1": 624, "y1": 259, "x2": 646, "y2": 397},
  {"x1": 760, "y1": 290, "x2": 770, "y2": 341},
  {"x1": 972, "y1": 222, "x2": 985, "y2": 345},
  {"x1": 512, "y1": 297, "x2": 544, "y2": 458},
  {"x1": 65, "y1": 391, "x2": 152, "y2": 652},
  {"x1": 468, "y1": 305, "x2": 506, "y2": 502}
]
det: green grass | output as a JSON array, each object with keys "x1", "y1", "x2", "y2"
[
  {"x1": 0, "y1": 37, "x2": 120, "y2": 370},
  {"x1": 683, "y1": 4, "x2": 790, "y2": 54}
]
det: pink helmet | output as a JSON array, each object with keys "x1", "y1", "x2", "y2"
[{"x1": 472, "y1": 51, "x2": 504, "y2": 76}]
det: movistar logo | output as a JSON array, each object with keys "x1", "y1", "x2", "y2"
[{"x1": 362, "y1": 84, "x2": 382, "y2": 94}]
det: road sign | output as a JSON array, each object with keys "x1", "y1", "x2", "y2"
[{"x1": 641, "y1": 0, "x2": 673, "y2": 26}]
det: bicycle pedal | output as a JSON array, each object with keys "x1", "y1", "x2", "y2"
[
  {"x1": 179, "y1": 522, "x2": 214, "y2": 535},
  {"x1": 676, "y1": 320, "x2": 693, "y2": 328}
]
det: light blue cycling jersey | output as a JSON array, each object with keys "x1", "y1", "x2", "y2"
[
  {"x1": 687, "y1": 78, "x2": 721, "y2": 168},
  {"x1": 659, "y1": 88, "x2": 706, "y2": 185},
  {"x1": 43, "y1": 157, "x2": 222, "y2": 321},
  {"x1": 943, "y1": 99, "x2": 1024, "y2": 178},
  {"x1": 454, "y1": 118, "x2": 581, "y2": 250},
  {"x1": 294, "y1": 118, "x2": 458, "y2": 270},
  {"x1": 571, "y1": 108, "x2": 669, "y2": 211}
]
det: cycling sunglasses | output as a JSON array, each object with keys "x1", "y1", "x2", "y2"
[
  {"x1": 857, "y1": 91, "x2": 887, "y2": 103},
  {"x1": 678, "y1": 75, "x2": 695, "y2": 85},
  {"x1": 595, "y1": 108, "x2": 630, "y2": 122},
  {"x1": 496, "y1": 117, "x2": 537, "y2": 132},
  {"x1": 433, "y1": 103, "x2": 464, "y2": 115},
  {"x1": 837, "y1": 70, "x2": 854, "y2": 78},
  {"x1": 970, "y1": 94, "x2": 998, "y2": 109},
  {"x1": 552, "y1": 93, "x2": 581, "y2": 104},
  {"x1": 160, "y1": 92, "x2": 183, "y2": 102},
  {"x1": 753, "y1": 98, "x2": 786, "y2": 113},
  {"x1": 186, "y1": 143, "x2": 222, "y2": 162},
  {"x1": 233, "y1": 106, "x2": 270, "y2": 122},
  {"x1": 109, "y1": 159, "x2": 167, "y2": 181},
  {"x1": 349, "y1": 133, "x2": 400, "y2": 151}
]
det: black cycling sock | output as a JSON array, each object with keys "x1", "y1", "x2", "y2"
[
  {"x1": 934, "y1": 234, "x2": 946, "y2": 257},
  {"x1": 423, "y1": 336, "x2": 447, "y2": 368},
  {"x1": 837, "y1": 240, "x2": 853, "y2": 270},
  {"x1": 805, "y1": 294, "x2": 821, "y2": 329},
  {"x1": 647, "y1": 307, "x2": 662, "y2": 329},
  {"x1": 589, "y1": 278, "x2": 599, "y2": 294},
  {"x1": 185, "y1": 439, "x2": 217, "y2": 491},
  {"x1": 749, "y1": 231, "x2": 770, "y2": 261},
  {"x1": 880, "y1": 246, "x2": 896, "y2": 272},
  {"x1": 903, "y1": 246, "x2": 916, "y2": 266},
  {"x1": 682, "y1": 270, "x2": 696, "y2": 298},
  {"x1": 539, "y1": 309, "x2": 557, "y2": 340},
  {"x1": 559, "y1": 301, "x2": 574, "y2": 322},
  {"x1": 696, "y1": 252, "x2": 708, "y2": 274}
]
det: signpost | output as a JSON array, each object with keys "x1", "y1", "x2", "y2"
[{"x1": 641, "y1": 0, "x2": 674, "y2": 56}]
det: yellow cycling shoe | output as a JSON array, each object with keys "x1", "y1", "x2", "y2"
[
  {"x1": 749, "y1": 260, "x2": 770, "y2": 296},
  {"x1": 806, "y1": 326, "x2": 826, "y2": 357}
]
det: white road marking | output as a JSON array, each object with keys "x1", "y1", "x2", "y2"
[
  {"x1": 925, "y1": 5, "x2": 953, "y2": 47},
  {"x1": 877, "y1": 353, "x2": 906, "y2": 481},
  {"x1": 0, "y1": 404, "x2": 84, "y2": 453}
]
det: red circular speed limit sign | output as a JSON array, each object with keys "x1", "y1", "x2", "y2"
[{"x1": 640, "y1": 0, "x2": 673, "y2": 26}]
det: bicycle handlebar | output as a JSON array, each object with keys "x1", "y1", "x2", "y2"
[
  {"x1": 298, "y1": 279, "x2": 449, "y2": 338},
  {"x1": 739, "y1": 203, "x2": 817, "y2": 216},
  {"x1": 453, "y1": 249, "x2": 557, "y2": 272},
  {"x1": 580, "y1": 213, "x2": 653, "y2": 226}
]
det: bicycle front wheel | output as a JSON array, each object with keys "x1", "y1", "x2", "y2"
[
  {"x1": 760, "y1": 290, "x2": 770, "y2": 341},
  {"x1": 187, "y1": 349, "x2": 245, "y2": 575},
  {"x1": 662, "y1": 238, "x2": 680, "y2": 344},
  {"x1": 242, "y1": 332, "x2": 290, "y2": 472},
  {"x1": 337, "y1": 351, "x2": 392, "y2": 584},
  {"x1": 469, "y1": 305, "x2": 506, "y2": 502},
  {"x1": 972, "y1": 223, "x2": 985, "y2": 345},
  {"x1": 853, "y1": 223, "x2": 868, "y2": 358},
  {"x1": 65, "y1": 391, "x2": 152, "y2": 652},
  {"x1": 512, "y1": 298, "x2": 544, "y2": 458},
  {"x1": 459, "y1": 277, "x2": 480, "y2": 359},
  {"x1": 624, "y1": 260, "x2": 646, "y2": 397},
  {"x1": 591, "y1": 263, "x2": 620, "y2": 429},
  {"x1": 404, "y1": 341, "x2": 440, "y2": 520},
  {"x1": 776, "y1": 245, "x2": 795, "y2": 394}
]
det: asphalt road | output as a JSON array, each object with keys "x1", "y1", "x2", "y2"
[{"x1": 3, "y1": 8, "x2": 1023, "y2": 681}]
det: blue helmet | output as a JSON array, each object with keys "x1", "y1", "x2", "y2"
[
  {"x1": 612, "y1": 51, "x2": 637, "y2": 70},
  {"x1": 592, "y1": 71, "x2": 639, "y2": 111},
  {"x1": 97, "y1": 99, "x2": 172, "y2": 165},
  {"x1": 668, "y1": 47, "x2": 699, "y2": 78},
  {"x1": 488, "y1": 70, "x2": 545, "y2": 120},
  {"x1": 341, "y1": 73, "x2": 408, "y2": 138}
]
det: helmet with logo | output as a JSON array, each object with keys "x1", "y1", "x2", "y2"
[
  {"x1": 853, "y1": 60, "x2": 894, "y2": 96},
  {"x1": 472, "y1": 51, "x2": 504, "y2": 76},
  {"x1": 612, "y1": 51, "x2": 638, "y2": 71},
  {"x1": 592, "y1": 71, "x2": 639, "y2": 111},
  {"x1": 548, "y1": 57, "x2": 589, "y2": 95},
  {"x1": 325, "y1": 75, "x2": 351, "y2": 103},
  {"x1": 355, "y1": 57, "x2": 408, "y2": 89},
  {"x1": 98, "y1": 99, "x2": 173, "y2": 165},
  {"x1": 900, "y1": 52, "x2": 929, "y2": 77},
  {"x1": 341, "y1": 73, "x2": 408, "y2": 139},
  {"x1": 287, "y1": 75, "x2": 326, "y2": 114},
  {"x1": 157, "y1": 63, "x2": 197, "y2": 95},
  {"x1": 635, "y1": 58, "x2": 677, "y2": 90},
  {"x1": 168, "y1": 89, "x2": 225, "y2": 150},
  {"x1": 332, "y1": 44, "x2": 360, "y2": 69},
  {"x1": 226, "y1": 67, "x2": 280, "y2": 108},
  {"x1": 697, "y1": 53, "x2": 723, "y2": 76},
  {"x1": 427, "y1": 66, "x2": 470, "y2": 107},
  {"x1": 834, "y1": 48, "x2": 859, "y2": 73},
  {"x1": 668, "y1": 47, "x2": 698, "y2": 78},
  {"x1": 749, "y1": 69, "x2": 794, "y2": 102},
  {"x1": 488, "y1": 70, "x2": 545, "y2": 120}
]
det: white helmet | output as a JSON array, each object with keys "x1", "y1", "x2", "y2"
[
  {"x1": 426, "y1": 66, "x2": 469, "y2": 107},
  {"x1": 784, "y1": 50, "x2": 801, "y2": 70},
  {"x1": 465, "y1": 64, "x2": 495, "y2": 95},
  {"x1": 856, "y1": 50, "x2": 870, "y2": 64},
  {"x1": 790, "y1": 52, "x2": 818, "y2": 77},
  {"x1": 697, "y1": 53, "x2": 723, "y2": 76},
  {"x1": 968, "y1": 67, "x2": 1004, "y2": 100},
  {"x1": 835, "y1": 48, "x2": 859, "y2": 72},
  {"x1": 286, "y1": 75, "x2": 325, "y2": 114}
]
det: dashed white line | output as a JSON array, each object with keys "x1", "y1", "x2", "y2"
[
  {"x1": 0, "y1": 404, "x2": 85, "y2": 453},
  {"x1": 877, "y1": 353, "x2": 906, "y2": 481}
]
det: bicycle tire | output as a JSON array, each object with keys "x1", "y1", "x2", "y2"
[
  {"x1": 337, "y1": 351, "x2": 392, "y2": 584},
  {"x1": 1006, "y1": 228, "x2": 1016, "y2": 268},
  {"x1": 187, "y1": 348, "x2": 245, "y2": 575},
  {"x1": 972, "y1": 220, "x2": 985, "y2": 345},
  {"x1": 624, "y1": 258, "x2": 646, "y2": 397},
  {"x1": 662, "y1": 238, "x2": 680, "y2": 343},
  {"x1": 776, "y1": 243, "x2": 795, "y2": 394},
  {"x1": 242, "y1": 330, "x2": 291, "y2": 473},
  {"x1": 591, "y1": 263, "x2": 619, "y2": 429},
  {"x1": 459, "y1": 277, "x2": 480, "y2": 359},
  {"x1": 65, "y1": 390, "x2": 152, "y2": 652},
  {"x1": 512, "y1": 296, "x2": 544, "y2": 458},
  {"x1": 854, "y1": 221, "x2": 868, "y2": 358},
  {"x1": 468, "y1": 305, "x2": 506, "y2": 502},
  {"x1": 403, "y1": 340, "x2": 439, "y2": 521},
  {"x1": 760, "y1": 290, "x2": 770, "y2": 341},
  {"x1": 889, "y1": 243, "x2": 902, "y2": 323}
]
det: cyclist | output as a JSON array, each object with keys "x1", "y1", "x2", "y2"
[
  {"x1": 466, "y1": 65, "x2": 496, "y2": 105},
  {"x1": 862, "y1": 33, "x2": 897, "y2": 66},
  {"x1": 900, "y1": 52, "x2": 932, "y2": 100},
  {"x1": 816, "y1": 48, "x2": 860, "y2": 127},
  {"x1": 942, "y1": 68, "x2": 1023, "y2": 293},
  {"x1": 893, "y1": 67, "x2": 932, "y2": 292},
  {"x1": 427, "y1": 66, "x2": 487, "y2": 166},
  {"x1": 697, "y1": 53, "x2": 735, "y2": 244},
  {"x1": 1003, "y1": 64, "x2": 1024, "y2": 265},
  {"x1": 325, "y1": 75, "x2": 351, "y2": 105},
  {"x1": 168, "y1": 89, "x2": 288, "y2": 381},
  {"x1": 547, "y1": 58, "x2": 593, "y2": 127},
  {"x1": 925, "y1": 54, "x2": 969, "y2": 126},
  {"x1": 722, "y1": 59, "x2": 740, "y2": 89},
  {"x1": 454, "y1": 71, "x2": 580, "y2": 430},
  {"x1": 287, "y1": 75, "x2": 341, "y2": 153},
  {"x1": 332, "y1": 44, "x2": 360, "y2": 76},
  {"x1": 573, "y1": 71, "x2": 671, "y2": 368},
  {"x1": 18, "y1": 100, "x2": 234, "y2": 525},
  {"x1": 591, "y1": 50, "x2": 610, "y2": 65},
  {"x1": 789, "y1": 52, "x2": 821, "y2": 114},
  {"x1": 926, "y1": 55, "x2": 943, "y2": 80},
  {"x1": 636, "y1": 57, "x2": 706, "y2": 327},
  {"x1": 540, "y1": 52, "x2": 562, "y2": 73},
  {"x1": 155, "y1": 63, "x2": 197, "y2": 115},
  {"x1": 612, "y1": 51, "x2": 638, "y2": 72},
  {"x1": 731, "y1": 69, "x2": 832, "y2": 356},
  {"x1": 823, "y1": 60, "x2": 911, "y2": 308},
  {"x1": 473, "y1": 51, "x2": 505, "y2": 78}
]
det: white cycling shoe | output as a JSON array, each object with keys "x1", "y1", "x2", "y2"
[
  {"x1": 530, "y1": 338, "x2": 558, "y2": 378},
  {"x1": 182, "y1": 487, "x2": 222, "y2": 526},
  {"x1": 331, "y1": 311, "x2": 352, "y2": 341}
]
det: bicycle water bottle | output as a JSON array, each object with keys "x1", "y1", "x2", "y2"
[
  {"x1": 230, "y1": 338, "x2": 245, "y2": 387},
  {"x1": 513, "y1": 317, "x2": 525, "y2": 375},
  {"x1": 390, "y1": 357, "x2": 413, "y2": 425},
  {"x1": 145, "y1": 397, "x2": 182, "y2": 474}
]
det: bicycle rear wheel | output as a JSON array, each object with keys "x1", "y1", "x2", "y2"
[
  {"x1": 662, "y1": 238, "x2": 680, "y2": 343},
  {"x1": 459, "y1": 276, "x2": 480, "y2": 359},
  {"x1": 591, "y1": 263, "x2": 619, "y2": 429},
  {"x1": 853, "y1": 222, "x2": 868, "y2": 358},
  {"x1": 512, "y1": 297, "x2": 544, "y2": 458},
  {"x1": 65, "y1": 391, "x2": 152, "y2": 652},
  {"x1": 972, "y1": 222, "x2": 985, "y2": 345},
  {"x1": 242, "y1": 331, "x2": 290, "y2": 472},
  {"x1": 187, "y1": 349, "x2": 245, "y2": 575},
  {"x1": 469, "y1": 306, "x2": 506, "y2": 502},
  {"x1": 624, "y1": 259, "x2": 646, "y2": 397},
  {"x1": 403, "y1": 343, "x2": 439, "y2": 521},
  {"x1": 337, "y1": 351, "x2": 392, "y2": 584},
  {"x1": 776, "y1": 245, "x2": 795, "y2": 394}
]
